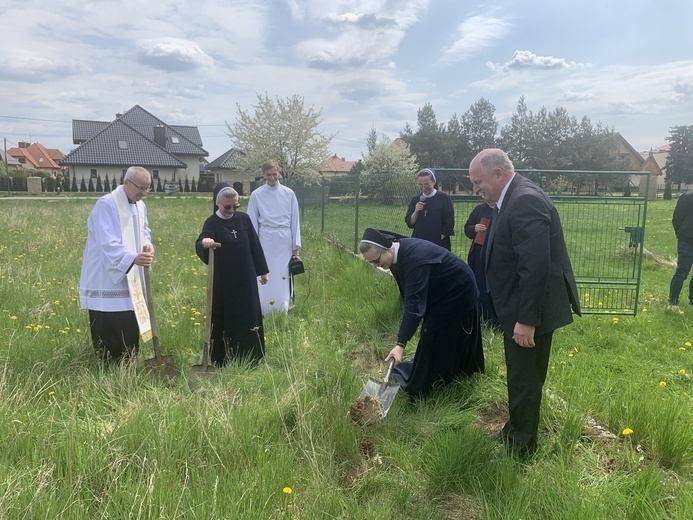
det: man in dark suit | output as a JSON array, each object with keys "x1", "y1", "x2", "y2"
[{"x1": 469, "y1": 148, "x2": 581, "y2": 455}]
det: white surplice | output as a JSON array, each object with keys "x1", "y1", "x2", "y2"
[
  {"x1": 79, "y1": 187, "x2": 152, "y2": 317},
  {"x1": 247, "y1": 182, "x2": 301, "y2": 314}
]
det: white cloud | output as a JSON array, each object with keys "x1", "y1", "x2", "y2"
[
  {"x1": 138, "y1": 38, "x2": 214, "y2": 72},
  {"x1": 488, "y1": 50, "x2": 589, "y2": 72},
  {"x1": 562, "y1": 91, "x2": 595, "y2": 102},
  {"x1": 440, "y1": 15, "x2": 512, "y2": 65}
]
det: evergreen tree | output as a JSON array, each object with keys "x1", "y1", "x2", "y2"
[
  {"x1": 96, "y1": 176, "x2": 103, "y2": 192},
  {"x1": 157, "y1": 178, "x2": 163, "y2": 193},
  {"x1": 463, "y1": 98, "x2": 498, "y2": 155},
  {"x1": 184, "y1": 178, "x2": 190, "y2": 192},
  {"x1": 191, "y1": 178, "x2": 196, "y2": 192},
  {"x1": 178, "y1": 179, "x2": 183, "y2": 192},
  {"x1": 71, "y1": 175, "x2": 78, "y2": 192},
  {"x1": 665, "y1": 125, "x2": 693, "y2": 185},
  {"x1": 88, "y1": 178, "x2": 95, "y2": 192},
  {"x1": 112, "y1": 177, "x2": 117, "y2": 190},
  {"x1": 80, "y1": 178, "x2": 87, "y2": 192}
]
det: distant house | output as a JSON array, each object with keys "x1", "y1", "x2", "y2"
[
  {"x1": 614, "y1": 132, "x2": 645, "y2": 171},
  {"x1": 6, "y1": 142, "x2": 65, "y2": 175},
  {"x1": 639, "y1": 145, "x2": 669, "y2": 191},
  {"x1": 204, "y1": 148, "x2": 254, "y2": 196},
  {"x1": 320, "y1": 154, "x2": 357, "y2": 177},
  {"x1": 60, "y1": 105, "x2": 207, "y2": 187},
  {"x1": 0, "y1": 149, "x2": 22, "y2": 169}
]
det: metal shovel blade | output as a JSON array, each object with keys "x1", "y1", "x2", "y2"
[
  {"x1": 358, "y1": 358, "x2": 400, "y2": 418},
  {"x1": 359, "y1": 378, "x2": 400, "y2": 418},
  {"x1": 144, "y1": 351, "x2": 176, "y2": 383},
  {"x1": 189, "y1": 340, "x2": 217, "y2": 385}
]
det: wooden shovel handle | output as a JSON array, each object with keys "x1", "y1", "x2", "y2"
[
  {"x1": 142, "y1": 258, "x2": 162, "y2": 361},
  {"x1": 202, "y1": 243, "x2": 221, "y2": 368}
]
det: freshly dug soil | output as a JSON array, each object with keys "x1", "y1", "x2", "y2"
[{"x1": 349, "y1": 394, "x2": 384, "y2": 426}]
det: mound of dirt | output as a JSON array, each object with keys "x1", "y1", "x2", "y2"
[{"x1": 349, "y1": 394, "x2": 384, "y2": 426}]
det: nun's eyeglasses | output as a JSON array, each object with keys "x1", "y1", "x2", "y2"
[
  {"x1": 224, "y1": 204, "x2": 240, "y2": 211},
  {"x1": 368, "y1": 250, "x2": 383, "y2": 265}
]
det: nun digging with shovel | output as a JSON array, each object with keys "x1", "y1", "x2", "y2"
[
  {"x1": 195, "y1": 184, "x2": 269, "y2": 366},
  {"x1": 359, "y1": 228, "x2": 485, "y2": 399}
]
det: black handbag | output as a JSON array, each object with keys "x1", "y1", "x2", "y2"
[{"x1": 288, "y1": 256, "x2": 305, "y2": 276}]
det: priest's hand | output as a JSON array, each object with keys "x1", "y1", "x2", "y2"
[
  {"x1": 292, "y1": 249, "x2": 299, "y2": 257},
  {"x1": 385, "y1": 345, "x2": 404, "y2": 366},
  {"x1": 259, "y1": 274, "x2": 269, "y2": 285},
  {"x1": 136, "y1": 245, "x2": 154, "y2": 267},
  {"x1": 201, "y1": 238, "x2": 215, "y2": 248}
]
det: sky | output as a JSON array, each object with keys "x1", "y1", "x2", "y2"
[{"x1": 1, "y1": 0, "x2": 693, "y2": 164}]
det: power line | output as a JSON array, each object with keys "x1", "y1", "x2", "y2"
[{"x1": 0, "y1": 115, "x2": 71, "y2": 123}]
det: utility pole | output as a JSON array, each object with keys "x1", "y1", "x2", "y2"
[{"x1": 4, "y1": 138, "x2": 10, "y2": 195}]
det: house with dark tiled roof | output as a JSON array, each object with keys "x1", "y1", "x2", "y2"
[
  {"x1": 1, "y1": 149, "x2": 22, "y2": 169},
  {"x1": 7, "y1": 142, "x2": 65, "y2": 174},
  {"x1": 204, "y1": 148, "x2": 255, "y2": 195},
  {"x1": 60, "y1": 105, "x2": 207, "y2": 187}
]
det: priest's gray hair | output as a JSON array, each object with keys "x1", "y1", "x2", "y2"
[
  {"x1": 124, "y1": 166, "x2": 151, "y2": 181},
  {"x1": 216, "y1": 186, "x2": 239, "y2": 205}
]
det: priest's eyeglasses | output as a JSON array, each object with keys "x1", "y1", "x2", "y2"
[{"x1": 129, "y1": 180, "x2": 151, "y2": 193}]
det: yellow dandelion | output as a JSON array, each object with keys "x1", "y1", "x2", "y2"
[
  {"x1": 622, "y1": 428, "x2": 633, "y2": 436},
  {"x1": 612, "y1": 317, "x2": 619, "y2": 322},
  {"x1": 194, "y1": 322, "x2": 200, "y2": 326},
  {"x1": 76, "y1": 328, "x2": 81, "y2": 333},
  {"x1": 283, "y1": 487, "x2": 292, "y2": 494},
  {"x1": 659, "y1": 381, "x2": 666, "y2": 387},
  {"x1": 568, "y1": 353, "x2": 574, "y2": 357},
  {"x1": 48, "y1": 391, "x2": 55, "y2": 396},
  {"x1": 10, "y1": 315, "x2": 17, "y2": 320},
  {"x1": 680, "y1": 347, "x2": 687, "y2": 351},
  {"x1": 642, "y1": 308, "x2": 648, "y2": 312},
  {"x1": 172, "y1": 324, "x2": 176, "y2": 328},
  {"x1": 686, "y1": 341, "x2": 692, "y2": 347},
  {"x1": 679, "y1": 369, "x2": 686, "y2": 375}
]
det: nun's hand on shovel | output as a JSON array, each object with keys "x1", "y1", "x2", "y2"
[{"x1": 385, "y1": 345, "x2": 404, "y2": 366}]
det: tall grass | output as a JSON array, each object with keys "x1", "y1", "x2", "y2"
[{"x1": 0, "y1": 195, "x2": 691, "y2": 519}]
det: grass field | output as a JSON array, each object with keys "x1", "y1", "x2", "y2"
[{"x1": 0, "y1": 194, "x2": 691, "y2": 519}]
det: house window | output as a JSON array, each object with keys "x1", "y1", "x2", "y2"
[
  {"x1": 152, "y1": 169, "x2": 160, "y2": 180},
  {"x1": 90, "y1": 169, "x2": 98, "y2": 179},
  {"x1": 171, "y1": 137, "x2": 179, "y2": 144},
  {"x1": 18, "y1": 157, "x2": 26, "y2": 164},
  {"x1": 118, "y1": 140, "x2": 128, "y2": 149},
  {"x1": 39, "y1": 157, "x2": 44, "y2": 163}
]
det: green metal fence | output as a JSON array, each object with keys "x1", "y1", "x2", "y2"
[{"x1": 284, "y1": 169, "x2": 648, "y2": 316}]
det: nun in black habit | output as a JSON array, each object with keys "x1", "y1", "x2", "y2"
[
  {"x1": 195, "y1": 183, "x2": 269, "y2": 366},
  {"x1": 360, "y1": 228, "x2": 485, "y2": 397}
]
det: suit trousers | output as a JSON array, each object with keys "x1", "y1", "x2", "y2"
[{"x1": 501, "y1": 330, "x2": 553, "y2": 453}]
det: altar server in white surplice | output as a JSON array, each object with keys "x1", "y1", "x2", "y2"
[
  {"x1": 247, "y1": 160, "x2": 301, "y2": 314},
  {"x1": 79, "y1": 166, "x2": 155, "y2": 360}
]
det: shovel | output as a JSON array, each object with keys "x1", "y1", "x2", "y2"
[
  {"x1": 350, "y1": 358, "x2": 401, "y2": 425},
  {"x1": 142, "y1": 249, "x2": 176, "y2": 382},
  {"x1": 190, "y1": 242, "x2": 220, "y2": 385}
]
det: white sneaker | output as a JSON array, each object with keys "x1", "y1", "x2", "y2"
[{"x1": 668, "y1": 304, "x2": 681, "y2": 314}]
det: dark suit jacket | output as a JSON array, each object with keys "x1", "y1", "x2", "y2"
[{"x1": 485, "y1": 175, "x2": 581, "y2": 337}]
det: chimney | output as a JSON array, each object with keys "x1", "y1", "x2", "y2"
[
  {"x1": 153, "y1": 125, "x2": 166, "y2": 147},
  {"x1": 19, "y1": 141, "x2": 29, "y2": 148}
]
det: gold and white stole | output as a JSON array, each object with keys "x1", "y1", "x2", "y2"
[{"x1": 112, "y1": 186, "x2": 152, "y2": 342}]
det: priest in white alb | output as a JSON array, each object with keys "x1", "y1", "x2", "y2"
[
  {"x1": 247, "y1": 160, "x2": 301, "y2": 314},
  {"x1": 79, "y1": 166, "x2": 155, "y2": 360}
]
